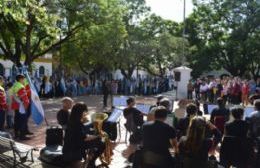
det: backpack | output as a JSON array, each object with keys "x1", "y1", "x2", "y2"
[{"x1": 46, "y1": 126, "x2": 63, "y2": 146}]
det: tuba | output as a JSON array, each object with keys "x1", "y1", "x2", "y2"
[{"x1": 91, "y1": 113, "x2": 113, "y2": 165}]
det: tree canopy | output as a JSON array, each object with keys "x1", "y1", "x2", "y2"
[
  {"x1": 186, "y1": 0, "x2": 260, "y2": 78},
  {"x1": 0, "y1": 0, "x2": 259, "y2": 79}
]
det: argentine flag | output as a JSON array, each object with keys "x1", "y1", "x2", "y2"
[{"x1": 24, "y1": 71, "x2": 45, "y2": 125}]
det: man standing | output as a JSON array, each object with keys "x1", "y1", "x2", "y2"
[
  {"x1": 0, "y1": 76, "x2": 8, "y2": 131},
  {"x1": 142, "y1": 108, "x2": 178, "y2": 168},
  {"x1": 12, "y1": 74, "x2": 30, "y2": 140},
  {"x1": 187, "y1": 80, "x2": 194, "y2": 99},
  {"x1": 102, "y1": 80, "x2": 109, "y2": 108},
  {"x1": 123, "y1": 97, "x2": 144, "y2": 144}
]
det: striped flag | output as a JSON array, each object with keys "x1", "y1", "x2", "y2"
[{"x1": 24, "y1": 71, "x2": 45, "y2": 125}]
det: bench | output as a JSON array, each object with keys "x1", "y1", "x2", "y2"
[{"x1": 0, "y1": 135, "x2": 37, "y2": 167}]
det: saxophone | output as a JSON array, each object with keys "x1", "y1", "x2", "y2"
[{"x1": 92, "y1": 113, "x2": 113, "y2": 165}]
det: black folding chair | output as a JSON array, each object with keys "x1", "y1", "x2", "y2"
[{"x1": 220, "y1": 136, "x2": 254, "y2": 168}]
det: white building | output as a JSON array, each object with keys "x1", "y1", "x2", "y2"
[{"x1": 0, "y1": 53, "x2": 52, "y2": 78}]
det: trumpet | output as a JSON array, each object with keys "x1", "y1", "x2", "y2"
[{"x1": 91, "y1": 113, "x2": 113, "y2": 165}]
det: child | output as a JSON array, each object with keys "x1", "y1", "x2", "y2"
[
  {"x1": 6, "y1": 83, "x2": 14, "y2": 129},
  {"x1": 57, "y1": 97, "x2": 73, "y2": 129}
]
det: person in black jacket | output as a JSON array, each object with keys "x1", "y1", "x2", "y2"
[
  {"x1": 62, "y1": 102, "x2": 105, "y2": 168},
  {"x1": 56, "y1": 97, "x2": 73, "y2": 129},
  {"x1": 177, "y1": 103, "x2": 197, "y2": 139},
  {"x1": 142, "y1": 108, "x2": 178, "y2": 168},
  {"x1": 102, "y1": 80, "x2": 109, "y2": 108},
  {"x1": 123, "y1": 97, "x2": 144, "y2": 144},
  {"x1": 225, "y1": 107, "x2": 249, "y2": 138},
  {"x1": 210, "y1": 97, "x2": 230, "y2": 134}
]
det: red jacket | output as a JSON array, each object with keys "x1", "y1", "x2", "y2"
[
  {"x1": 24, "y1": 79, "x2": 31, "y2": 99},
  {"x1": 11, "y1": 82, "x2": 30, "y2": 110},
  {"x1": 0, "y1": 86, "x2": 8, "y2": 110}
]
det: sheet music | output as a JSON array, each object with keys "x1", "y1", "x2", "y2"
[
  {"x1": 108, "y1": 108, "x2": 123, "y2": 122},
  {"x1": 207, "y1": 104, "x2": 218, "y2": 114},
  {"x1": 136, "y1": 103, "x2": 151, "y2": 114},
  {"x1": 113, "y1": 96, "x2": 128, "y2": 107},
  {"x1": 244, "y1": 107, "x2": 255, "y2": 118}
]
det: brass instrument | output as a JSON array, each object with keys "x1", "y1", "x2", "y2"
[{"x1": 91, "y1": 113, "x2": 113, "y2": 166}]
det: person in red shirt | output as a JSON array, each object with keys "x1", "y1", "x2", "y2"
[
  {"x1": 231, "y1": 79, "x2": 241, "y2": 105},
  {"x1": 12, "y1": 74, "x2": 30, "y2": 140},
  {"x1": 241, "y1": 80, "x2": 250, "y2": 106},
  {"x1": 0, "y1": 76, "x2": 8, "y2": 131}
]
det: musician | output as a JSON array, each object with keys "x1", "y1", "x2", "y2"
[
  {"x1": 142, "y1": 108, "x2": 178, "y2": 168},
  {"x1": 147, "y1": 95, "x2": 164, "y2": 121},
  {"x1": 63, "y1": 102, "x2": 105, "y2": 168},
  {"x1": 123, "y1": 97, "x2": 144, "y2": 144}
]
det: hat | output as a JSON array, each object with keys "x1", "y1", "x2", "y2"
[
  {"x1": 155, "y1": 95, "x2": 164, "y2": 100},
  {"x1": 61, "y1": 97, "x2": 74, "y2": 103},
  {"x1": 16, "y1": 74, "x2": 25, "y2": 81}
]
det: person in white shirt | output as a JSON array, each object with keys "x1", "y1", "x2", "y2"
[{"x1": 200, "y1": 81, "x2": 209, "y2": 102}]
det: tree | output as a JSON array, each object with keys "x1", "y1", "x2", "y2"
[
  {"x1": 142, "y1": 33, "x2": 189, "y2": 77},
  {"x1": 115, "y1": 0, "x2": 150, "y2": 79},
  {"x1": 0, "y1": 0, "x2": 100, "y2": 67},
  {"x1": 186, "y1": 0, "x2": 260, "y2": 77},
  {"x1": 136, "y1": 15, "x2": 188, "y2": 77},
  {"x1": 61, "y1": 0, "x2": 127, "y2": 76}
]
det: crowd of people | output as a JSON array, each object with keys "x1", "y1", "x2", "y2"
[
  {"x1": 187, "y1": 76, "x2": 260, "y2": 106},
  {"x1": 123, "y1": 96, "x2": 260, "y2": 168},
  {"x1": 34, "y1": 75, "x2": 174, "y2": 98},
  {"x1": 51, "y1": 93, "x2": 260, "y2": 168},
  {"x1": 1, "y1": 71, "x2": 260, "y2": 168}
]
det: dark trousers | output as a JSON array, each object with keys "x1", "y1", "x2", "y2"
[
  {"x1": 14, "y1": 110, "x2": 27, "y2": 138},
  {"x1": 0, "y1": 110, "x2": 5, "y2": 131},
  {"x1": 103, "y1": 94, "x2": 108, "y2": 107},
  {"x1": 195, "y1": 91, "x2": 200, "y2": 100},
  {"x1": 6, "y1": 114, "x2": 13, "y2": 128},
  {"x1": 187, "y1": 91, "x2": 193, "y2": 99},
  {"x1": 25, "y1": 103, "x2": 31, "y2": 132}
]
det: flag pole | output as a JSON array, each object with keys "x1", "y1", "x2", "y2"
[{"x1": 182, "y1": 0, "x2": 186, "y2": 64}]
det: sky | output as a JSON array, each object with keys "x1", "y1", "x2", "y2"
[{"x1": 145, "y1": 0, "x2": 194, "y2": 22}]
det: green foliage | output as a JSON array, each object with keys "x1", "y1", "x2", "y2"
[
  {"x1": 0, "y1": 0, "x2": 190, "y2": 78},
  {"x1": 187, "y1": 0, "x2": 260, "y2": 78}
]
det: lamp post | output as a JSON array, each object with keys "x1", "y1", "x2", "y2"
[{"x1": 182, "y1": 0, "x2": 186, "y2": 64}]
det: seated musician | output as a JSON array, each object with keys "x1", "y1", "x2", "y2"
[
  {"x1": 123, "y1": 97, "x2": 144, "y2": 144},
  {"x1": 210, "y1": 97, "x2": 230, "y2": 134},
  {"x1": 62, "y1": 102, "x2": 105, "y2": 168},
  {"x1": 142, "y1": 108, "x2": 178, "y2": 168},
  {"x1": 179, "y1": 117, "x2": 212, "y2": 168},
  {"x1": 177, "y1": 103, "x2": 198, "y2": 139},
  {"x1": 225, "y1": 107, "x2": 249, "y2": 138}
]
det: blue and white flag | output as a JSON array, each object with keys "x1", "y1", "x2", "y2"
[{"x1": 24, "y1": 71, "x2": 45, "y2": 125}]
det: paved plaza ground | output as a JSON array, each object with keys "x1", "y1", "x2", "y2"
[{"x1": 0, "y1": 95, "x2": 157, "y2": 168}]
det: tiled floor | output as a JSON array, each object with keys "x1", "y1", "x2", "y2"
[{"x1": 1, "y1": 95, "x2": 156, "y2": 168}]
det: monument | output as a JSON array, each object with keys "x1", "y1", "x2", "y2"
[{"x1": 174, "y1": 66, "x2": 192, "y2": 99}]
